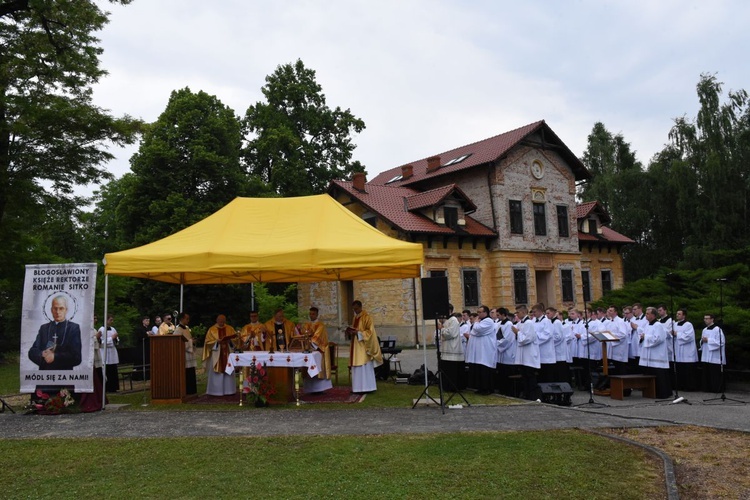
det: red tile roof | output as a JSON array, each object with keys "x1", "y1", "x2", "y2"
[
  {"x1": 576, "y1": 201, "x2": 599, "y2": 219},
  {"x1": 329, "y1": 181, "x2": 496, "y2": 236},
  {"x1": 577, "y1": 227, "x2": 635, "y2": 244},
  {"x1": 405, "y1": 184, "x2": 476, "y2": 212},
  {"x1": 576, "y1": 200, "x2": 612, "y2": 225},
  {"x1": 370, "y1": 120, "x2": 591, "y2": 187}
]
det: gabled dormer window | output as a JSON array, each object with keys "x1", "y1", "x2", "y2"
[{"x1": 588, "y1": 217, "x2": 598, "y2": 234}]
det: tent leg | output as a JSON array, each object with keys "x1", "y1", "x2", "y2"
[{"x1": 101, "y1": 274, "x2": 109, "y2": 411}]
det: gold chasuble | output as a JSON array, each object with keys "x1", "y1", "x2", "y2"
[
  {"x1": 203, "y1": 324, "x2": 237, "y2": 372},
  {"x1": 349, "y1": 310, "x2": 383, "y2": 367},
  {"x1": 301, "y1": 320, "x2": 331, "y2": 379}
]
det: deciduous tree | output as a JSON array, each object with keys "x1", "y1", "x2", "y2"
[{"x1": 243, "y1": 59, "x2": 366, "y2": 196}]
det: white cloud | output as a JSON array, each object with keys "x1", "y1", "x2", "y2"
[{"x1": 89, "y1": 0, "x2": 750, "y2": 184}]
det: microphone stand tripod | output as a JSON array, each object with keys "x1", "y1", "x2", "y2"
[
  {"x1": 704, "y1": 279, "x2": 746, "y2": 404},
  {"x1": 0, "y1": 397, "x2": 14, "y2": 413},
  {"x1": 574, "y1": 305, "x2": 607, "y2": 408},
  {"x1": 412, "y1": 314, "x2": 470, "y2": 414}
]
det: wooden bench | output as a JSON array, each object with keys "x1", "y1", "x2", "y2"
[
  {"x1": 118, "y1": 364, "x2": 135, "y2": 391},
  {"x1": 609, "y1": 374, "x2": 656, "y2": 400}
]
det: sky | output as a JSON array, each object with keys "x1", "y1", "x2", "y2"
[{"x1": 90, "y1": 0, "x2": 750, "y2": 186}]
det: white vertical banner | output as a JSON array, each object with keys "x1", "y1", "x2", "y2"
[{"x1": 20, "y1": 263, "x2": 98, "y2": 393}]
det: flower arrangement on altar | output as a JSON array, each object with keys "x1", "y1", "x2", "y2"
[
  {"x1": 243, "y1": 362, "x2": 275, "y2": 407},
  {"x1": 26, "y1": 388, "x2": 76, "y2": 415}
]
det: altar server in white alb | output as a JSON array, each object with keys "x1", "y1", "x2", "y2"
[
  {"x1": 495, "y1": 308, "x2": 517, "y2": 396},
  {"x1": 466, "y1": 305, "x2": 497, "y2": 395},
  {"x1": 513, "y1": 305, "x2": 539, "y2": 400},
  {"x1": 700, "y1": 313, "x2": 726, "y2": 393},
  {"x1": 532, "y1": 304, "x2": 555, "y2": 383},
  {"x1": 672, "y1": 308, "x2": 699, "y2": 391},
  {"x1": 606, "y1": 306, "x2": 630, "y2": 375},
  {"x1": 638, "y1": 306, "x2": 672, "y2": 398},
  {"x1": 546, "y1": 307, "x2": 568, "y2": 382}
]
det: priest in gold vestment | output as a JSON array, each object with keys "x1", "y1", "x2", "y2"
[
  {"x1": 349, "y1": 300, "x2": 382, "y2": 393},
  {"x1": 300, "y1": 306, "x2": 333, "y2": 393},
  {"x1": 203, "y1": 314, "x2": 237, "y2": 396},
  {"x1": 239, "y1": 311, "x2": 268, "y2": 351},
  {"x1": 263, "y1": 308, "x2": 297, "y2": 352}
]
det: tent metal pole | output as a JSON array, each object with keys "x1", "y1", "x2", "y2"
[
  {"x1": 101, "y1": 274, "x2": 109, "y2": 410},
  {"x1": 419, "y1": 268, "x2": 428, "y2": 391},
  {"x1": 336, "y1": 282, "x2": 342, "y2": 337},
  {"x1": 251, "y1": 282, "x2": 255, "y2": 311},
  {"x1": 180, "y1": 283, "x2": 184, "y2": 312}
]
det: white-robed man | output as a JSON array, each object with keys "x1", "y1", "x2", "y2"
[
  {"x1": 495, "y1": 308, "x2": 517, "y2": 396},
  {"x1": 700, "y1": 313, "x2": 726, "y2": 393},
  {"x1": 546, "y1": 307, "x2": 567, "y2": 382},
  {"x1": 673, "y1": 308, "x2": 699, "y2": 391},
  {"x1": 568, "y1": 309, "x2": 587, "y2": 389},
  {"x1": 532, "y1": 304, "x2": 555, "y2": 383},
  {"x1": 466, "y1": 305, "x2": 497, "y2": 395},
  {"x1": 513, "y1": 305, "x2": 539, "y2": 400},
  {"x1": 607, "y1": 306, "x2": 630, "y2": 373},
  {"x1": 639, "y1": 306, "x2": 672, "y2": 398},
  {"x1": 439, "y1": 304, "x2": 465, "y2": 391},
  {"x1": 578, "y1": 308, "x2": 602, "y2": 391},
  {"x1": 625, "y1": 304, "x2": 647, "y2": 370},
  {"x1": 348, "y1": 300, "x2": 382, "y2": 393}
]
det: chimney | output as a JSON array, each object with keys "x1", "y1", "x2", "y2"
[
  {"x1": 426, "y1": 156, "x2": 441, "y2": 173},
  {"x1": 352, "y1": 172, "x2": 367, "y2": 192},
  {"x1": 401, "y1": 164, "x2": 413, "y2": 179}
]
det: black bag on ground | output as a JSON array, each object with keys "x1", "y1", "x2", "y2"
[{"x1": 408, "y1": 364, "x2": 436, "y2": 385}]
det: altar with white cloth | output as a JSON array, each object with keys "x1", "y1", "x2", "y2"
[
  {"x1": 225, "y1": 351, "x2": 322, "y2": 377},
  {"x1": 225, "y1": 351, "x2": 323, "y2": 405}
]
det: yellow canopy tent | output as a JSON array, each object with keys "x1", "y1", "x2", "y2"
[
  {"x1": 100, "y1": 195, "x2": 424, "y2": 409},
  {"x1": 103, "y1": 194, "x2": 423, "y2": 283}
]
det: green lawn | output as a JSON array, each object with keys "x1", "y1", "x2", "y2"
[
  {"x1": 1, "y1": 355, "x2": 665, "y2": 498},
  {"x1": 0, "y1": 354, "x2": 19, "y2": 395},
  {"x1": 1, "y1": 431, "x2": 662, "y2": 499}
]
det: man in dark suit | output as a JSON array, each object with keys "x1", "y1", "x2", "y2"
[{"x1": 28, "y1": 295, "x2": 82, "y2": 370}]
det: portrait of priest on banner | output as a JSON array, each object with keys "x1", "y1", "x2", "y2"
[{"x1": 28, "y1": 294, "x2": 82, "y2": 371}]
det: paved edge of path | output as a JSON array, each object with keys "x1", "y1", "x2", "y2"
[{"x1": 586, "y1": 429, "x2": 680, "y2": 500}]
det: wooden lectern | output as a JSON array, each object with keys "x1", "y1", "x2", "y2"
[{"x1": 150, "y1": 335, "x2": 187, "y2": 404}]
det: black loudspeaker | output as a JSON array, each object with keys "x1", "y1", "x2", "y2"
[
  {"x1": 538, "y1": 382, "x2": 573, "y2": 406},
  {"x1": 420, "y1": 277, "x2": 449, "y2": 319}
]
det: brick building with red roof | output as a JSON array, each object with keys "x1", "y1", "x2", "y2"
[{"x1": 299, "y1": 121, "x2": 633, "y2": 344}]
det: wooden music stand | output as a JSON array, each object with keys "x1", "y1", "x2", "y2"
[{"x1": 590, "y1": 331, "x2": 618, "y2": 396}]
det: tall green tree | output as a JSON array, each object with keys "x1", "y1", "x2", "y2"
[
  {"x1": 119, "y1": 87, "x2": 247, "y2": 246},
  {"x1": 92, "y1": 87, "x2": 257, "y2": 326},
  {"x1": 243, "y1": 59, "x2": 366, "y2": 196},
  {"x1": 666, "y1": 73, "x2": 750, "y2": 266},
  {"x1": 0, "y1": 0, "x2": 139, "y2": 230},
  {"x1": 580, "y1": 122, "x2": 653, "y2": 279},
  {"x1": 0, "y1": 0, "x2": 138, "y2": 353}
]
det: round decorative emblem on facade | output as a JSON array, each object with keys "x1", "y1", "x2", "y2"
[{"x1": 531, "y1": 160, "x2": 544, "y2": 179}]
